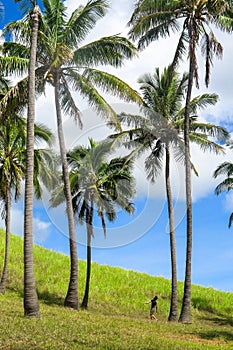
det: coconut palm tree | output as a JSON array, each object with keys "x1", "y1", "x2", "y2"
[
  {"x1": 0, "y1": 115, "x2": 58, "y2": 295},
  {"x1": 128, "y1": 0, "x2": 233, "y2": 323},
  {"x1": 2, "y1": 0, "x2": 142, "y2": 309},
  {"x1": 51, "y1": 138, "x2": 135, "y2": 309},
  {"x1": 111, "y1": 66, "x2": 229, "y2": 321},
  {"x1": 13, "y1": 0, "x2": 41, "y2": 317},
  {"x1": 214, "y1": 161, "x2": 233, "y2": 227}
]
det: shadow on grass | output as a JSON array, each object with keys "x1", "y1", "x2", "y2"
[
  {"x1": 192, "y1": 297, "x2": 215, "y2": 313},
  {"x1": 192, "y1": 297, "x2": 233, "y2": 327},
  {"x1": 202, "y1": 315, "x2": 233, "y2": 327},
  {"x1": 14, "y1": 288, "x2": 64, "y2": 307},
  {"x1": 198, "y1": 329, "x2": 233, "y2": 342},
  {"x1": 37, "y1": 290, "x2": 64, "y2": 306}
]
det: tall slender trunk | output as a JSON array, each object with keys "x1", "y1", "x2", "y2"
[
  {"x1": 0, "y1": 186, "x2": 11, "y2": 294},
  {"x1": 165, "y1": 146, "x2": 178, "y2": 322},
  {"x1": 81, "y1": 199, "x2": 94, "y2": 309},
  {"x1": 54, "y1": 73, "x2": 79, "y2": 309},
  {"x1": 24, "y1": 5, "x2": 40, "y2": 318},
  {"x1": 179, "y1": 27, "x2": 195, "y2": 324}
]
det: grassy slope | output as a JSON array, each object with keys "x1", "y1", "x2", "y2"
[{"x1": 0, "y1": 230, "x2": 233, "y2": 349}]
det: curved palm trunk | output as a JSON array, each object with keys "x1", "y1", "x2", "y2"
[
  {"x1": 54, "y1": 74, "x2": 79, "y2": 309},
  {"x1": 24, "y1": 5, "x2": 40, "y2": 318},
  {"x1": 81, "y1": 200, "x2": 94, "y2": 309},
  {"x1": 179, "y1": 29, "x2": 195, "y2": 324},
  {"x1": 165, "y1": 147, "x2": 178, "y2": 322},
  {"x1": 0, "y1": 186, "x2": 11, "y2": 294}
]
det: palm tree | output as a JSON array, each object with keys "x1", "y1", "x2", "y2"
[
  {"x1": 13, "y1": 0, "x2": 41, "y2": 317},
  {"x1": 2, "y1": 0, "x2": 142, "y2": 309},
  {"x1": 51, "y1": 138, "x2": 135, "y2": 309},
  {"x1": 128, "y1": 0, "x2": 233, "y2": 323},
  {"x1": 0, "y1": 115, "x2": 58, "y2": 295},
  {"x1": 111, "y1": 66, "x2": 229, "y2": 321},
  {"x1": 214, "y1": 161, "x2": 233, "y2": 227}
]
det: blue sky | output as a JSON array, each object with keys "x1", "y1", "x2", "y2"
[{"x1": 1, "y1": 0, "x2": 233, "y2": 294}]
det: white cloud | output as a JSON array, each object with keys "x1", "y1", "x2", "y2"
[
  {"x1": 33, "y1": 217, "x2": 52, "y2": 244},
  {"x1": 0, "y1": 205, "x2": 52, "y2": 244}
]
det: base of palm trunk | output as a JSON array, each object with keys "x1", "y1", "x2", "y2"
[
  {"x1": 179, "y1": 315, "x2": 192, "y2": 324},
  {"x1": 0, "y1": 285, "x2": 6, "y2": 295},
  {"x1": 168, "y1": 313, "x2": 178, "y2": 322},
  {"x1": 24, "y1": 309, "x2": 40, "y2": 318},
  {"x1": 64, "y1": 296, "x2": 79, "y2": 310}
]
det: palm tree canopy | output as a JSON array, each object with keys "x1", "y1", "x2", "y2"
[
  {"x1": 1, "y1": 0, "x2": 142, "y2": 129},
  {"x1": 111, "y1": 67, "x2": 229, "y2": 182},
  {"x1": 214, "y1": 161, "x2": 233, "y2": 227},
  {"x1": 128, "y1": 0, "x2": 233, "y2": 87},
  {"x1": 0, "y1": 115, "x2": 58, "y2": 219},
  {"x1": 51, "y1": 138, "x2": 135, "y2": 236},
  {"x1": 14, "y1": 0, "x2": 39, "y2": 14},
  {"x1": 214, "y1": 161, "x2": 233, "y2": 194}
]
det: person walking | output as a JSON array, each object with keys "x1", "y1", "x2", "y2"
[{"x1": 145, "y1": 296, "x2": 158, "y2": 320}]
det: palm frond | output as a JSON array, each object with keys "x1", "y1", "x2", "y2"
[
  {"x1": 34, "y1": 123, "x2": 54, "y2": 146},
  {"x1": 68, "y1": 70, "x2": 121, "y2": 131},
  {"x1": 228, "y1": 212, "x2": 233, "y2": 228},
  {"x1": 189, "y1": 93, "x2": 219, "y2": 114},
  {"x1": 42, "y1": 0, "x2": 66, "y2": 35},
  {"x1": 59, "y1": 75, "x2": 82, "y2": 128},
  {"x1": 0, "y1": 55, "x2": 29, "y2": 76},
  {"x1": 128, "y1": 0, "x2": 179, "y2": 44},
  {"x1": 170, "y1": 29, "x2": 188, "y2": 74},
  {"x1": 190, "y1": 133, "x2": 225, "y2": 155},
  {"x1": 34, "y1": 148, "x2": 60, "y2": 194},
  {"x1": 82, "y1": 68, "x2": 142, "y2": 105},
  {"x1": 1, "y1": 41, "x2": 30, "y2": 59},
  {"x1": 145, "y1": 140, "x2": 164, "y2": 182},
  {"x1": 0, "y1": 74, "x2": 45, "y2": 117},
  {"x1": 74, "y1": 35, "x2": 138, "y2": 67},
  {"x1": 64, "y1": 0, "x2": 109, "y2": 46},
  {"x1": 49, "y1": 183, "x2": 65, "y2": 208},
  {"x1": 215, "y1": 178, "x2": 233, "y2": 195},
  {"x1": 213, "y1": 162, "x2": 233, "y2": 178},
  {"x1": 190, "y1": 122, "x2": 229, "y2": 143}
]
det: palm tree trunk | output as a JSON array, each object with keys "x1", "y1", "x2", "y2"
[
  {"x1": 179, "y1": 27, "x2": 195, "y2": 324},
  {"x1": 54, "y1": 73, "x2": 79, "y2": 309},
  {"x1": 81, "y1": 200, "x2": 93, "y2": 309},
  {"x1": 81, "y1": 229, "x2": 91, "y2": 309},
  {"x1": 165, "y1": 147, "x2": 178, "y2": 322},
  {"x1": 0, "y1": 186, "x2": 11, "y2": 294},
  {"x1": 24, "y1": 5, "x2": 40, "y2": 318}
]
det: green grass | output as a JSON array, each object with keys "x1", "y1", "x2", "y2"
[{"x1": 0, "y1": 230, "x2": 233, "y2": 349}]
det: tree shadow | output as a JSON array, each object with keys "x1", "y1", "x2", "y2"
[
  {"x1": 197, "y1": 329, "x2": 233, "y2": 342},
  {"x1": 192, "y1": 297, "x2": 215, "y2": 313},
  {"x1": 14, "y1": 287, "x2": 64, "y2": 307},
  {"x1": 37, "y1": 289, "x2": 64, "y2": 306},
  {"x1": 201, "y1": 315, "x2": 233, "y2": 327},
  {"x1": 192, "y1": 297, "x2": 233, "y2": 327}
]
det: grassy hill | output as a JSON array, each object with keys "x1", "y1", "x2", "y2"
[{"x1": 0, "y1": 230, "x2": 233, "y2": 349}]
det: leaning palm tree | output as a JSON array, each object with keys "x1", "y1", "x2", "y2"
[
  {"x1": 214, "y1": 161, "x2": 233, "y2": 227},
  {"x1": 13, "y1": 0, "x2": 41, "y2": 317},
  {"x1": 0, "y1": 115, "x2": 58, "y2": 295},
  {"x1": 111, "y1": 66, "x2": 229, "y2": 321},
  {"x1": 128, "y1": 0, "x2": 233, "y2": 323},
  {"x1": 2, "y1": 0, "x2": 142, "y2": 309},
  {"x1": 51, "y1": 138, "x2": 135, "y2": 309}
]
